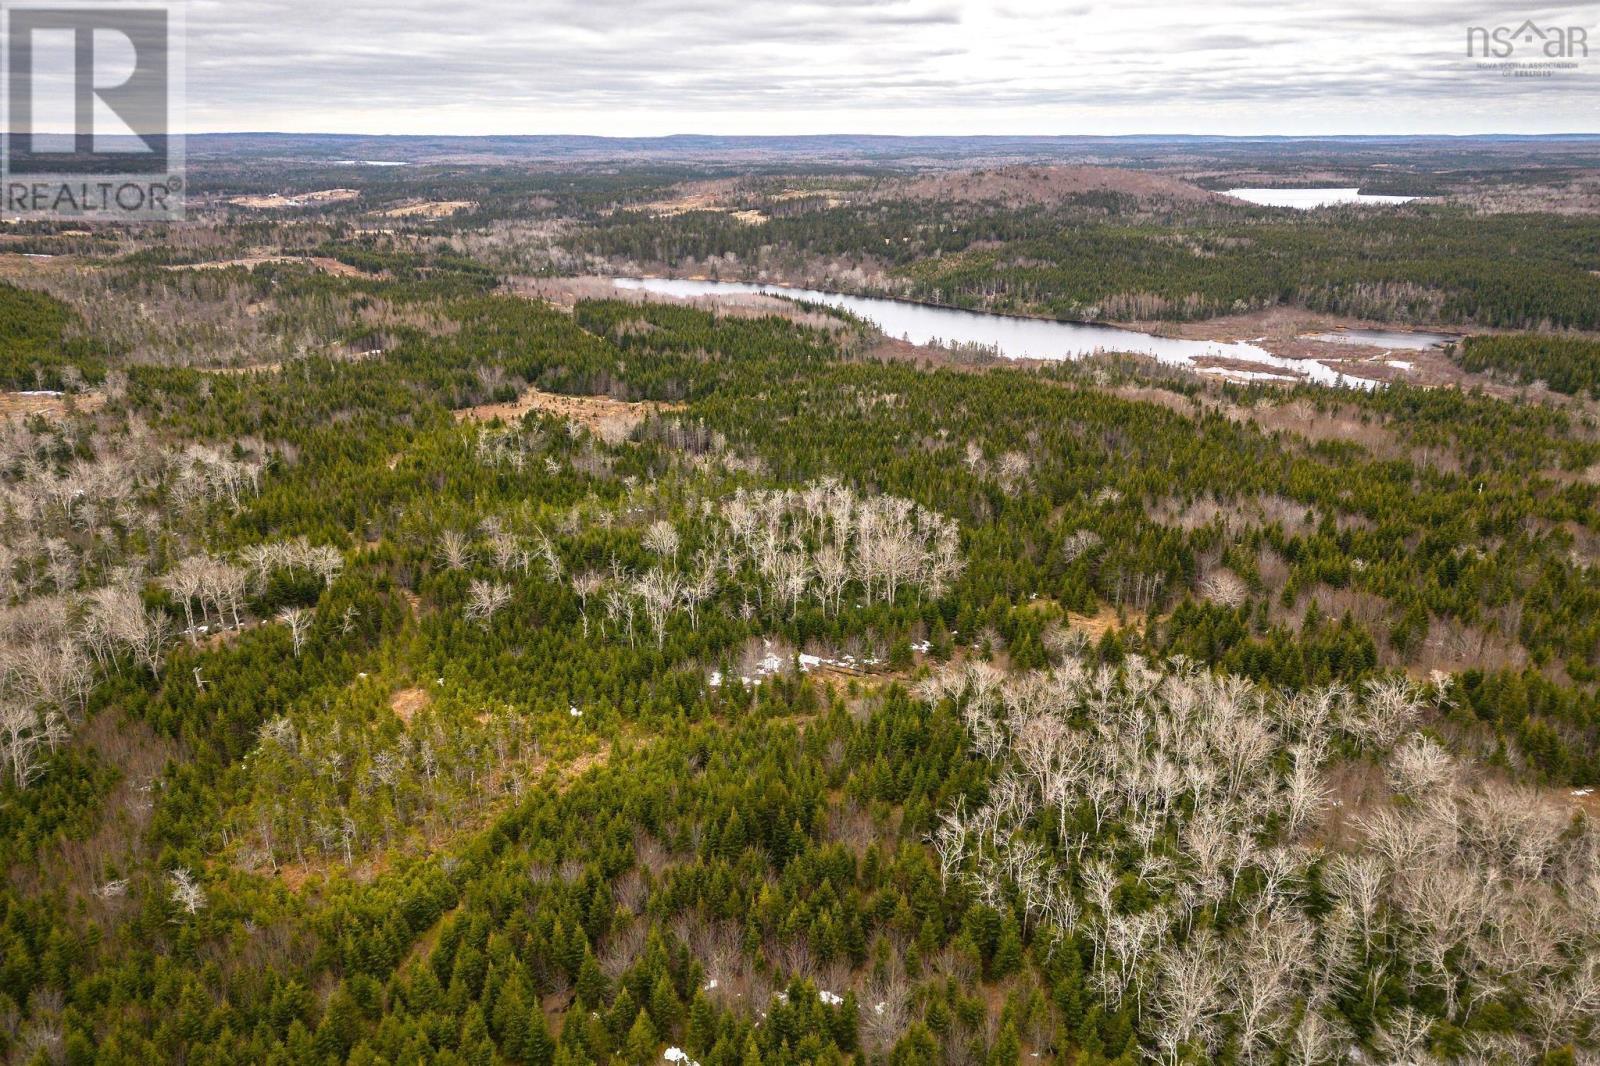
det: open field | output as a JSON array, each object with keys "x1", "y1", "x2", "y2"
[
  {"x1": 453, "y1": 385, "x2": 684, "y2": 440},
  {"x1": 227, "y1": 188, "x2": 361, "y2": 209},
  {"x1": 164, "y1": 254, "x2": 377, "y2": 277},
  {"x1": 379, "y1": 200, "x2": 478, "y2": 218},
  {"x1": 0, "y1": 389, "x2": 105, "y2": 419}
]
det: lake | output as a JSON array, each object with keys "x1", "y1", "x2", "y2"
[
  {"x1": 1302, "y1": 329, "x2": 1457, "y2": 350},
  {"x1": 613, "y1": 277, "x2": 1375, "y2": 388},
  {"x1": 1226, "y1": 188, "x2": 1418, "y2": 209}
]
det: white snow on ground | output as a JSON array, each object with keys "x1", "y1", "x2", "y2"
[
  {"x1": 709, "y1": 641, "x2": 887, "y2": 688},
  {"x1": 819, "y1": 990, "x2": 844, "y2": 1006},
  {"x1": 1199, "y1": 367, "x2": 1303, "y2": 384}
]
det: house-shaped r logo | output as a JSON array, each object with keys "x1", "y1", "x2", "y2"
[{"x1": 5, "y1": 6, "x2": 169, "y2": 174}]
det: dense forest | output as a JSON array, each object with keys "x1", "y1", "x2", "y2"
[
  {"x1": 1454, "y1": 335, "x2": 1600, "y2": 398},
  {"x1": 567, "y1": 198, "x2": 1600, "y2": 330},
  {"x1": 0, "y1": 283, "x2": 96, "y2": 391},
  {"x1": 2, "y1": 158, "x2": 1600, "y2": 1066}
]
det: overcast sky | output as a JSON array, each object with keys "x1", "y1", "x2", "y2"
[{"x1": 184, "y1": 0, "x2": 1600, "y2": 135}]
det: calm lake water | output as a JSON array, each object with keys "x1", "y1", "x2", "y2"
[
  {"x1": 1226, "y1": 188, "x2": 1417, "y2": 209},
  {"x1": 1302, "y1": 329, "x2": 1456, "y2": 350},
  {"x1": 613, "y1": 277, "x2": 1373, "y2": 388}
]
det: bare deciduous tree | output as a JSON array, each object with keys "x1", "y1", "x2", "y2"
[
  {"x1": 278, "y1": 607, "x2": 313, "y2": 657},
  {"x1": 464, "y1": 580, "x2": 511, "y2": 628},
  {"x1": 167, "y1": 867, "x2": 207, "y2": 917},
  {"x1": 436, "y1": 530, "x2": 474, "y2": 571},
  {"x1": 642, "y1": 519, "x2": 680, "y2": 560}
]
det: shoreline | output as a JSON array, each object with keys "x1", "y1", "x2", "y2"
[{"x1": 614, "y1": 270, "x2": 1475, "y2": 350}]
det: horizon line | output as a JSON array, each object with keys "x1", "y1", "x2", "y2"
[{"x1": 181, "y1": 130, "x2": 1600, "y2": 141}]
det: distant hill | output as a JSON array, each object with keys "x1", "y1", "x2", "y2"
[
  {"x1": 892, "y1": 164, "x2": 1227, "y2": 205},
  {"x1": 186, "y1": 132, "x2": 1600, "y2": 170}
]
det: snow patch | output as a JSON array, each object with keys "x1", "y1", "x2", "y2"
[{"x1": 708, "y1": 641, "x2": 887, "y2": 690}]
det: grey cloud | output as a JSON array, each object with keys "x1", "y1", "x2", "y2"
[
  {"x1": 180, "y1": 0, "x2": 1600, "y2": 132},
  {"x1": 1179, "y1": 33, "x2": 1286, "y2": 51}
]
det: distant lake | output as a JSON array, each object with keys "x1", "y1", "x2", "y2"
[
  {"x1": 1227, "y1": 188, "x2": 1417, "y2": 209},
  {"x1": 613, "y1": 277, "x2": 1376, "y2": 388}
]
